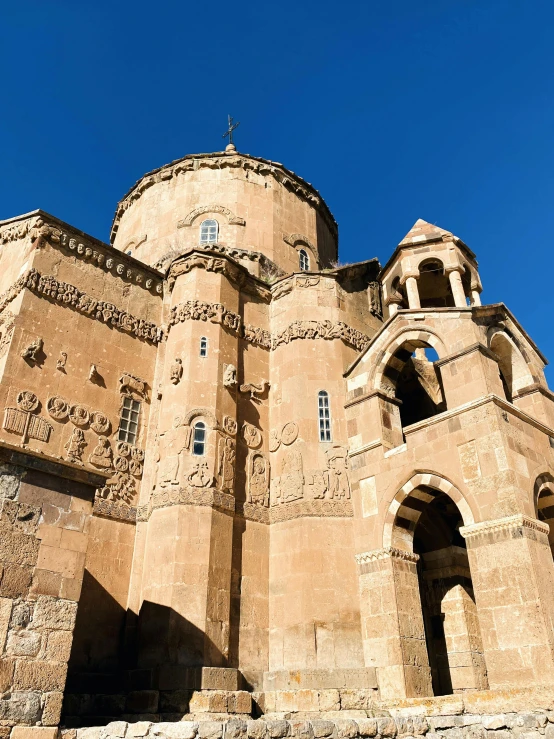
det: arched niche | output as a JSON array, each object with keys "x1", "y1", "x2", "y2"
[{"x1": 488, "y1": 328, "x2": 534, "y2": 402}]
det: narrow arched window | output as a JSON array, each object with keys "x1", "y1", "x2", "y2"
[
  {"x1": 200, "y1": 219, "x2": 218, "y2": 244},
  {"x1": 192, "y1": 421, "x2": 206, "y2": 456},
  {"x1": 299, "y1": 249, "x2": 310, "y2": 271},
  {"x1": 318, "y1": 391, "x2": 332, "y2": 442},
  {"x1": 199, "y1": 337, "x2": 208, "y2": 357}
]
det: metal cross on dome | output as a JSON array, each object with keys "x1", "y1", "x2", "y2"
[{"x1": 222, "y1": 115, "x2": 240, "y2": 147}]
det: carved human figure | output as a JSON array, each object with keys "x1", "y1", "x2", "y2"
[
  {"x1": 156, "y1": 417, "x2": 191, "y2": 488},
  {"x1": 326, "y1": 448, "x2": 351, "y2": 500},
  {"x1": 310, "y1": 470, "x2": 327, "y2": 499},
  {"x1": 64, "y1": 428, "x2": 86, "y2": 463},
  {"x1": 248, "y1": 453, "x2": 270, "y2": 507},
  {"x1": 89, "y1": 436, "x2": 113, "y2": 469},
  {"x1": 223, "y1": 364, "x2": 237, "y2": 387},
  {"x1": 170, "y1": 357, "x2": 183, "y2": 385},
  {"x1": 218, "y1": 436, "x2": 236, "y2": 493},
  {"x1": 280, "y1": 447, "x2": 304, "y2": 503}
]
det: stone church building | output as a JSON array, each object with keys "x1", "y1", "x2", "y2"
[{"x1": 0, "y1": 143, "x2": 553, "y2": 730}]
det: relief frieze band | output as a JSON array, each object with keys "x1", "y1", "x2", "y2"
[
  {"x1": 15, "y1": 269, "x2": 163, "y2": 344},
  {"x1": 169, "y1": 299, "x2": 371, "y2": 352}
]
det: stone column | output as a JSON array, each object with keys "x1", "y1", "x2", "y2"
[
  {"x1": 356, "y1": 547, "x2": 433, "y2": 699},
  {"x1": 460, "y1": 515, "x2": 554, "y2": 688},
  {"x1": 404, "y1": 276, "x2": 421, "y2": 310},
  {"x1": 471, "y1": 289, "x2": 482, "y2": 306},
  {"x1": 448, "y1": 269, "x2": 467, "y2": 308}
]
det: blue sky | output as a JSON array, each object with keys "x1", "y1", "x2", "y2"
[{"x1": 2, "y1": 0, "x2": 553, "y2": 378}]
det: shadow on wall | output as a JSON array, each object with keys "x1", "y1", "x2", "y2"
[{"x1": 64, "y1": 574, "x2": 229, "y2": 726}]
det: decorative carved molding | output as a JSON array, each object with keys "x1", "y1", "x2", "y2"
[
  {"x1": 0, "y1": 218, "x2": 35, "y2": 244},
  {"x1": 154, "y1": 243, "x2": 285, "y2": 280},
  {"x1": 460, "y1": 515, "x2": 550, "y2": 539},
  {"x1": 32, "y1": 218, "x2": 162, "y2": 293},
  {"x1": 136, "y1": 486, "x2": 235, "y2": 521},
  {"x1": 177, "y1": 205, "x2": 246, "y2": 228},
  {"x1": 283, "y1": 233, "x2": 317, "y2": 251},
  {"x1": 169, "y1": 299, "x2": 371, "y2": 353},
  {"x1": 111, "y1": 153, "x2": 338, "y2": 243},
  {"x1": 119, "y1": 373, "x2": 148, "y2": 400},
  {"x1": 0, "y1": 272, "x2": 30, "y2": 316},
  {"x1": 18, "y1": 269, "x2": 163, "y2": 344},
  {"x1": 93, "y1": 497, "x2": 137, "y2": 522},
  {"x1": 355, "y1": 547, "x2": 420, "y2": 564},
  {"x1": 269, "y1": 498, "x2": 353, "y2": 524}
]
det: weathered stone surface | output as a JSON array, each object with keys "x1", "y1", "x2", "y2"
[
  {"x1": 31, "y1": 595, "x2": 78, "y2": 630},
  {"x1": 13, "y1": 658, "x2": 67, "y2": 691},
  {"x1": 42, "y1": 690, "x2": 64, "y2": 726},
  {"x1": 6, "y1": 629, "x2": 41, "y2": 656}
]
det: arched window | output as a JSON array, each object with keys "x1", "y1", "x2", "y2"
[
  {"x1": 318, "y1": 391, "x2": 332, "y2": 441},
  {"x1": 200, "y1": 219, "x2": 218, "y2": 244},
  {"x1": 299, "y1": 249, "x2": 310, "y2": 271},
  {"x1": 192, "y1": 421, "x2": 206, "y2": 456},
  {"x1": 199, "y1": 337, "x2": 208, "y2": 357}
]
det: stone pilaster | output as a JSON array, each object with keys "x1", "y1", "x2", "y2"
[
  {"x1": 356, "y1": 547, "x2": 432, "y2": 699},
  {"x1": 460, "y1": 514, "x2": 554, "y2": 689}
]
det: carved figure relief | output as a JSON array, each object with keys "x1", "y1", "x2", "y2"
[
  {"x1": 223, "y1": 416, "x2": 237, "y2": 436},
  {"x1": 187, "y1": 461, "x2": 214, "y2": 488},
  {"x1": 156, "y1": 417, "x2": 191, "y2": 488},
  {"x1": 281, "y1": 421, "x2": 299, "y2": 446},
  {"x1": 47, "y1": 396, "x2": 69, "y2": 421},
  {"x1": 239, "y1": 380, "x2": 270, "y2": 403},
  {"x1": 274, "y1": 448, "x2": 304, "y2": 504},
  {"x1": 0, "y1": 311, "x2": 15, "y2": 360},
  {"x1": 56, "y1": 352, "x2": 67, "y2": 371},
  {"x1": 97, "y1": 472, "x2": 136, "y2": 505},
  {"x1": 21, "y1": 337, "x2": 43, "y2": 363},
  {"x1": 308, "y1": 447, "x2": 351, "y2": 501},
  {"x1": 218, "y1": 436, "x2": 236, "y2": 493},
  {"x1": 2, "y1": 391, "x2": 52, "y2": 445},
  {"x1": 242, "y1": 423, "x2": 262, "y2": 449},
  {"x1": 90, "y1": 411, "x2": 110, "y2": 434},
  {"x1": 247, "y1": 452, "x2": 270, "y2": 507},
  {"x1": 89, "y1": 436, "x2": 113, "y2": 469},
  {"x1": 170, "y1": 358, "x2": 183, "y2": 385},
  {"x1": 88, "y1": 364, "x2": 101, "y2": 383},
  {"x1": 223, "y1": 364, "x2": 237, "y2": 387},
  {"x1": 69, "y1": 404, "x2": 89, "y2": 427},
  {"x1": 269, "y1": 429, "x2": 281, "y2": 453},
  {"x1": 64, "y1": 428, "x2": 86, "y2": 464}
]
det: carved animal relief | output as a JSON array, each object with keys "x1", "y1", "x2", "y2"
[
  {"x1": 239, "y1": 380, "x2": 270, "y2": 403},
  {"x1": 170, "y1": 358, "x2": 183, "y2": 385},
  {"x1": 223, "y1": 364, "x2": 237, "y2": 387},
  {"x1": 21, "y1": 337, "x2": 43, "y2": 363},
  {"x1": 56, "y1": 352, "x2": 67, "y2": 371}
]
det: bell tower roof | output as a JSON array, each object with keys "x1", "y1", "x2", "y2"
[{"x1": 399, "y1": 218, "x2": 455, "y2": 246}]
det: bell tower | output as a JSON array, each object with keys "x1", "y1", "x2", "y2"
[{"x1": 381, "y1": 219, "x2": 483, "y2": 317}]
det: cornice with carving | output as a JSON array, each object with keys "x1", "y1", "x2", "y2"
[
  {"x1": 32, "y1": 218, "x2": 163, "y2": 294},
  {"x1": 460, "y1": 514, "x2": 550, "y2": 539},
  {"x1": 0, "y1": 272, "x2": 30, "y2": 316},
  {"x1": 154, "y1": 243, "x2": 286, "y2": 281},
  {"x1": 136, "y1": 486, "x2": 236, "y2": 521},
  {"x1": 20, "y1": 269, "x2": 163, "y2": 344},
  {"x1": 355, "y1": 547, "x2": 420, "y2": 564},
  {"x1": 111, "y1": 153, "x2": 338, "y2": 242},
  {"x1": 93, "y1": 497, "x2": 137, "y2": 522},
  {"x1": 0, "y1": 219, "x2": 35, "y2": 245}
]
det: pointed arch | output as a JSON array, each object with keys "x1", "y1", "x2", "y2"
[{"x1": 383, "y1": 470, "x2": 475, "y2": 551}]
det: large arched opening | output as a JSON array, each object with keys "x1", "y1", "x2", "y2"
[
  {"x1": 489, "y1": 329, "x2": 534, "y2": 403},
  {"x1": 535, "y1": 473, "x2": 554, "y2": 559},
  {"x1": 386, "y1": 474, "x2": 487, "y2": 695}
]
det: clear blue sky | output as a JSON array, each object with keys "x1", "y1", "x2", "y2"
[{"x1": 2, "y1": 1, "x2": 553, "y2": 379}]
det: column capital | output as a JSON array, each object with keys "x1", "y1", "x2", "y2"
[
  {"x1": 356, "y1": 546, "x2": 420, "y2": 565},
  {"x1": 460, "y1": 514, "x2": 549, "y2": 541}
]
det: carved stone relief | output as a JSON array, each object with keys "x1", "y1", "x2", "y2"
[
  {"x1": 21, "y1": 337, "x2": 43, "y2": 363},
  {"x1": 120, "y1": 373, "x2": 148, "y2": 400},
  {"x1": 2, "y1": 391, "x2": 52, "y2": 445},
  {"x1": 64, "y1": 428, "x2": 86, "y2": 464},
  {"x1": 0, "y1": 311, "x2": 15, "y2": 360},
  {"x1": 223, "y1": 416, "x2": 237, "y2": 436},
  {"x1": 217, "y1": 436, "x2": 236, "y2": 494},
  {"x1": 90, "y1": 411, "x2": 111, "y2": 434},
  {"x1": 47, "y1": 396, "x2": 69, "y2": 421},
  {"x1": 269, "y1": 429, "x2": 281, "y2": 453},
  {"x1": 272, "y1": 447, "x2": 304, "y2": 505},
  {"x1": 89, "y1": 436, "x2": 113, "y2": 469},
  {"x1": 247, "y1": 452, "x2": 270, "y2": 507},
  {"x1": 170, "y1": 358, "x2": 183, "y2": 385},
  {"x1": 88, "y1": 364, "x2": 102, "y2": 383},
  {"x1": 239, "y1": 380, "x2": 270, "y2": 403},
  {"x1": 56, "y1": 352, "x2": 67, "y2": 371},
  {"x1": 155, "y1": 417, "x2": 192, "y2": 488},
  {"x1": 281, "y1": 421, "x2": 299, "y2": 446},
  {"x1": 177, "y1": 204, "x2": 246, "y2": 228},
  {"x1": 223, "y1": 364, "x2": 237, "y2": 387},
  {"x1": 241, "y1": 423, "x2": 262, "y2": 449},
  {"x1": 188, "y1": 461, "x2": 214, "y2": 488},
  {"x1": 69, "y1": 405, "x2": 89, "y2": 427},
  {"x1": 309, "y1": 447, "x2": 351, "y2": 501}
]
